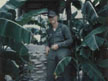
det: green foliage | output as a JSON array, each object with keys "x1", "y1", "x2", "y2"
[
  {"x1": 0, "y1": 18, "x2": 31, "y2": 61},
  {"x1": 98, "y1": 59, "x2": 108, "y2": 68},
  {"x1": 55, "y1": 0, "x2": 108, "y2": 81},
  {"x1": 0, "y1": 0, "x2": 32, "y2": 80},
  {"x1": 0, "y1": 0, "x2": 108, "y2": 81},
  {"x1": 80, "y1": 58, "x2": 105, "y2": 81},
  {"x1": 81, "y1": 27, "x2": 107, "y2": 51},
  {"x1": 0, "y1": 18, "x2": 31, "y2": 43},
  {"x1": 54, "y1": 57, "x2": 72, "y2": 78},
  {"x1": 93, "y1": 0, "x2": 102, "y2": 6},
  {"x1": 98, "y1": 4, "x2": 108, "y2": 17},
  {"x1": 82, "y1": 1, "x2": 99, "y2": 24},
  {"x1": 0, "y1": 0, "x2": 28, "y2": 12},
  {"x1": 17, "y1": 8, "x2": 48, "y2": 25}
]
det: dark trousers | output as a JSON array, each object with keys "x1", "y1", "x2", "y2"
[{"x1": 46, "y1": 48, "x2": 74, "y2": 81}]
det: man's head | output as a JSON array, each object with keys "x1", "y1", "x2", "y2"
[{"x1": 48, "y1": 10, "x2": 58, "y2": 25}]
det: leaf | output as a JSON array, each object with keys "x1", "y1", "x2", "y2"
[
  {"x1": 0, "y1": 18, "x2": 31, "y2": 44},
  {"x1": 80, "y1": 48, "x2": 91, "y2": 59},
  {"x1": 0, "y1": 36, "x2": 29, "y2": 61},
  {"x1": 85, "y1": 36, "x2": 104, "y2": 51},
  {"x1": 83, "y1": 36, "x2": 105, "y2": 51},
  {"x1": 80, "y1": 58, "x2": 106, "y2": 81},
  {"x1": 87, "y1": 26, "x2": 107, "y2": 36},
  {"x1": 81, "y1": 27, "x2": 107, "y2": 51},
  {"x1": 0, "y1": 18, "x2": 30, "y2": 61},
  {"x1": 0, "y1": 0, "x2": 28, "y2": 12},
  {"x1": 17, "y1": 8, "x2": 48, "y2": 25},
  {"x1": 54, "y1": 56, "x2": 72, "y2": 78},
  {"x1": 7, "y1": 39, "x2": 29, "y2": 56},
  {"x1": 82, "y1": 1, "x2": 99, "y2": 23},
  {"x1": 98, "y1": 59, "x2": 108, "y2": 68},
  {"x1": 98, "y1": 17, "x2": 108, "y2": 24},
  {"x1": 93, "y1": 0, "x2": 102, "y2": 6},
  {"x1": 98, "y1": 4, "x2": 108, "y2": 17}
]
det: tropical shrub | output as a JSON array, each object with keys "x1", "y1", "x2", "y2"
[
  {"x1": 55, "y1": 0, "x2": 108, "y2": 81},
  {"x1": 0, "y1": 0, "x2": 32, "y2": 80}
]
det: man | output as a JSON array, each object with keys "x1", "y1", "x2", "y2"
[{"x1": 45, "y1": 10, "x2": 73, "y2": 81}]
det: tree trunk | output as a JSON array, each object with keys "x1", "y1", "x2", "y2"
[{"x1": 66, "y1": 0, "x2": 72, "y2": 27}]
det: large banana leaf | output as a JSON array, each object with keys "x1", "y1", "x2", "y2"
[
  {"x1": 54, "y1": 56, "x2": 72, "y2": 78},
  {"x1": 81, "y1": 27, "x2": 107, "y2": 51},
  {"x1": 98, "y1": 59, "x2": 108, "y2": 68},
  {"x1": 7, "y1": 39, "x2": 29, "y2": 56},
  {"x1": 82, "y1": 1, "x2": 99, "y2": 23},
  {"x1": 83, "y1": 36, "x2": 104, "y2": 51},
  {"x1": 93, "y1": 0, "x2": 102, "y2": 6},
  {"x1": 17, "y1": 8, "x2": 48, "y2": 25},
  {"x1": 0, "y1": 36, "x2": 29, "y2": 61},
  {"x1": 0, "y1": 18, "x2": 31, "y2": 61},
  {"x1": 80, "y1": 48, "x2": 91, "y2": 59},
  {"x1": 0, "y1": 18, "x2": 31, "y2": 43},
  {"x1": 98, "y1": 4, "x2": 108, "y2": 17},
  {"x1": 0, "y1": 0, "x2": 28, "y2": 12},
  {"x1": 80, "y1": 57, "x2": 106, "y2": 81}
]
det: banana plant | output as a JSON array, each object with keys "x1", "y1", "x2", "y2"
[
  {"x1": 0, "y1": 0, "x2": 32, "y2": 80},
  {"x1": 54, "y1": 1, "x2": 108, "y2": 81}
]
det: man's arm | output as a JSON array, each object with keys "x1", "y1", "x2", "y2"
[
  {"x1": 45, "y1": 29, "x2": 50, "y2": 47},
  {"x1": 57, "y1": 25, "x2": 73, "y2": 48},
  {"x1": 45, "y1": 29, "x2": 50, "y2": 54}
]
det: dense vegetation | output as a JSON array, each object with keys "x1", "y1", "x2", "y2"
[{"x1": 0, "y1": 0, "x2": 108, "y2": 81}]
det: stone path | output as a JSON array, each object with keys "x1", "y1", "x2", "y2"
[{"x1": 27, "y1": 44, "x2": 47, "y2": 81}]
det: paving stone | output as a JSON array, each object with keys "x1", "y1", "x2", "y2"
[
  {"x1": 36, "y1": 64, "x2": 44, "y2": 68},
  {"x1": 40, "y1": 56, "x2": 47, "y2": 62},
  {"x1": 42, "y1": 67, "x2": 47, "y2": 70}
]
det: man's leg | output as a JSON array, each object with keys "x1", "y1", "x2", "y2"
[
  {"x1": 63, "y1": 61, "x2": 76, "y2": 81},
  {"x1": 47, "y1": 59, "x2": 56, "y2": 81},
  {"x1": 57, "y1": 48, "x2": 75, "y2": 81},
  {"x1": 46, "y1": 50, "x2": 57, "y2": 81}
]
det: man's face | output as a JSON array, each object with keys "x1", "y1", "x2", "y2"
[{"x1": 48, "y1": 16, "x2": 58, "y2": 24}]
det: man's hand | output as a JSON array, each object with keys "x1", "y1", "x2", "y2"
[
  {"x1": 51, "y1": 44, "x2": 59, "y2": 50},
  {"x1": 45, "y1": 46, "x2": 50, "y2": 55}
]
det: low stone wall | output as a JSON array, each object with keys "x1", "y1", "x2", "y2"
[{"x1": 27, "y1": 44, "x2": 47, "y2": 81}]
